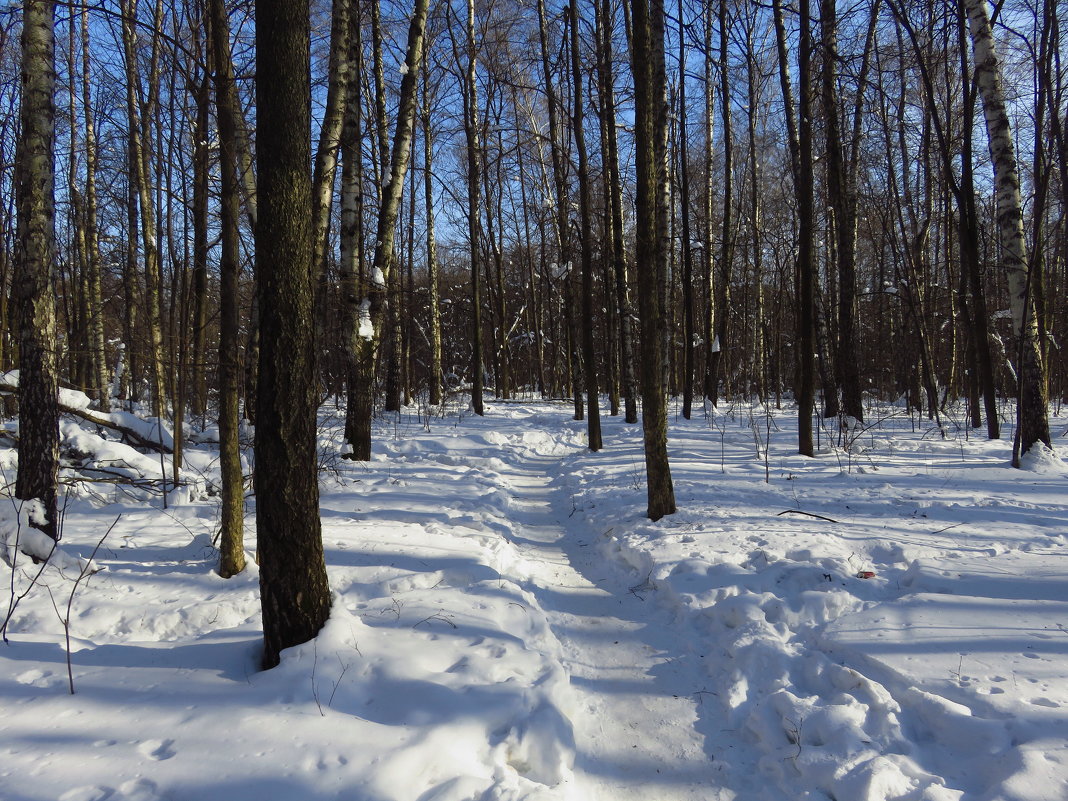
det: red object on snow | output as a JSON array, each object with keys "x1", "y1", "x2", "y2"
[{"x1": 856, "y1": 570, "x2": 875, "y2": 579}]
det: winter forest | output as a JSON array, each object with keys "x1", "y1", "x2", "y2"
[{"x1": 1, "y1": 0, "x2": 1067, "y2": 799}]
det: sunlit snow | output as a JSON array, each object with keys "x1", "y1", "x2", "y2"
[{"x1": 1, "y1": 398, "x2": 1066, "y2": 801}]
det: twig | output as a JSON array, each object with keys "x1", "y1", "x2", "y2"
[
  {"x1": 328, "y1": 656, "x2": 351, "y2": 707},
  {"x1": 61, "y1": 518, "x2": 119, "y2": 694},
  {"x1": 930, "y1": 523, "x2": 963, "y2": 535},
  {"x1": 2, "y1": 503, "x2": 59, "y2": 642},
  {"x1": 312, "y1": 639, "x2": 323, "y2": 716},
  {"x1": 413, "y1": 610, "x2": 457, "y2": 629}
]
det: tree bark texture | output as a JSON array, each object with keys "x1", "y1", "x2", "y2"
[
  {"x1": 255, "y1": 0, "x2": 331, "y2": 669},
  {"x1": 120, "y1": 0, "x2": 167, "y2": 418},
  {"x1": 211, "y1": 0, "x2": 245, "y2": 580},
  {"x1": 796, "y1": 0, "x2": 816, "y2": 456},
  {"x1": 963, "y1": 0, "x2": 1051, "y2": 458},
  {"x1": 631, "y1": 0, "x2": 676, "y2": 521},
  {"x1": 463, "y1": 0, "x2": 484, "y2": 415},
  {"x1": 14, "y1": 0, "x2": 60, "y2": 540},
  {"x1": 570, "y1": 0, "x2": 602, "y2": 451}
]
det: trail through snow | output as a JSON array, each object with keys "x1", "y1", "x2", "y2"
[{"x1": 489, "y1": 441, "x2": 722, "y2": 800}]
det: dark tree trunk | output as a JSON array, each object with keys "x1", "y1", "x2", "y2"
[
  {"x1": 597, "y1": 0, "x2": 637, "y2": 423},
  {"x1": 462, "y1": 0, "x2": 484, "y2": 415},
  {"x1": 255, "y1": 0, "x2": 331, "y2": 669},
  {"x1": 678, "y1": 0, "x2": 694, "y2": 420},
  {"x1": 211, "y1": 0, "x2": 246, "y2": 580},
  {"x1": 570, "y1": 0, "x2": 602, "y2": 450},
  {"x1": 631, "y1": 0, "x2": 676, "y2": 520},
  {"x1": 14, "y1": 0, "x2": 60, "y2": 540}
]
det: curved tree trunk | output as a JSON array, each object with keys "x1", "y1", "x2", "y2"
[{"x1": 963, "y1": 0, "x2": 1051, "y2": 460}]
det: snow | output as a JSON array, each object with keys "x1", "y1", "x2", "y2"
[
  {"x1": 358, "y1": 298, "x2": 374, "y2": 340},
  {"x1": 0, "y1": 399, "x2": 1066, "y2": 801}
]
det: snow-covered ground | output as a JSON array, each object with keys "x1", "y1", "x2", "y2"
[{"x1": 1, "y1": 398, "x2": 1066, "y2": 801}]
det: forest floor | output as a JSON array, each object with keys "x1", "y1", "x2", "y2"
[{"x1": 1, "y1": 397, "x2": 1067, "y2": 801}]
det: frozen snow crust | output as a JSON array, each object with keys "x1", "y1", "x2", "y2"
[{"x1": 0, "y1": 398, "x2": 1065, "y2": 801}]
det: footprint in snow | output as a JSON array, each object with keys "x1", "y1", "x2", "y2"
[
  {"x1": 114, "y1": 778, "x2": 164, "y2": 801},
  {"x1": 137, "y1": 738, "x2": 176, "y2": 760},
  {"x1": 59, "y1": 787, "x2": 111, "y2": 801},
  {"x1": 15, "y1": 668, "x2": 57, "y2": 688},
  {"x1": 1029, "y1": 697, "x2": 1061, "y2": 708}
]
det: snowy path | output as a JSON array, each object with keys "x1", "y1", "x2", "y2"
[{"x1": 490, "y1": 442, "x2": 725, "y2": 800}]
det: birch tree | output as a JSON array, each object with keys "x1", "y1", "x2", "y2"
[{"x1": 962, "y1": 0, "x2": 1051, "y2": 460}]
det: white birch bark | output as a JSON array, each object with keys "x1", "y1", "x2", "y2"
[{"x1": 963, "y1": 0, "x2": 1051, "y2": 457}]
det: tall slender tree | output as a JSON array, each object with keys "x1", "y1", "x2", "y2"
[
  {"x1": 570, "y1": 0, "x2": 602, "y2": 450},
  {"x1": 422, "y1": 66, "x2": 443, "y2": 407},
  {"x1": 963, "y1": 0, "x2": 1051, "y2": 460},
  {"x1": 14, "y1": 0, "x2": 60, "y2": 540},
  {"x1": 631, "y1": 0, "x2": 676, "y2": 520},
  {"x1": 461, "y1": 0, "x2": 484, "y2": 415},
  {"x1": 211, "y1": 0, "x2": 245, "y2": 579},
  {"x1": 255, "y1": 0, "x2": 331, "y2": 669}
]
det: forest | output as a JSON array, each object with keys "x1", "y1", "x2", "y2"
[
  {"x1": 3, "y1": 0, "x2": 1064, "y2": 453},
  {"x1": 1, "y1": 1, "x2": 1067, "y2": 798}
]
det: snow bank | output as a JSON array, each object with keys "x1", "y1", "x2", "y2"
[{"x1": 569, "y1": 403, "x2": 1068, "y2": 801}]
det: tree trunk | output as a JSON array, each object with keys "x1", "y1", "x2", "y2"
[
  {"x1": 461, "y1": 0, "x2": 485, "y2": 415},
  {"x1": 340, "y1": 2, "x2": 369, "y2": 457},
  {"x1": 796, "y1": 0, "x2": 816, "y2": 456},
  {"x1": 14, "y1": 0, "x2": 60, "y2": 540},
  {"x1": 822, "y1": 0, "x2": 864, "y2": 424},
  {"x1": 211, "y1": 0, "x2": 246, "y2": 580},
  {"x1": 710, "y1": 0, "x2": 734, "y2": 405},
  {"x1": 78, "y1": 8, "x2": 108, "y2": 410},
  {"x1": 255, "y1": 0, "x2": 331, "y2": 669},
  {"x1": 963, "y1": 0, "x2": 1051, "y2": 459},
  {"x1": 678, "y1": 0, "x2": 694, "y2": 420},
  {"x1": 597, "y1": 0, "x2": 637, "y2": 423},
  {"x1": 631, "y1": 0, "x2": 676, "y2": 520},
  {"x1": 190, "y1": 55, "x2": 210, "y2": 422},
  {"x1": 570, "y1": 0, "x2": 603, "y2": 450},
  {"x1": 701, "y1": 0, "x2": 717, "y2": 408},
  {"x1": 372, "y1": 0, "x2": 431, "y2": 420},
  {"x1": 312, "y1": 0, "x2": 350, "y2": 291},
  {"x1": 422, "y1": 74, "x2": 443, "y2": 407},
  {"x1": 120, "y1": 0, "x2": 167, "y2": 418}
]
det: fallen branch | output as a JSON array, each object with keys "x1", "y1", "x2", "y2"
[
  {"x1": 776, "y1": 510, "x2": 841, "y2": 524},
  {"x1": 0, "y1": 379, "x2": 172, "y2": 455}
]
